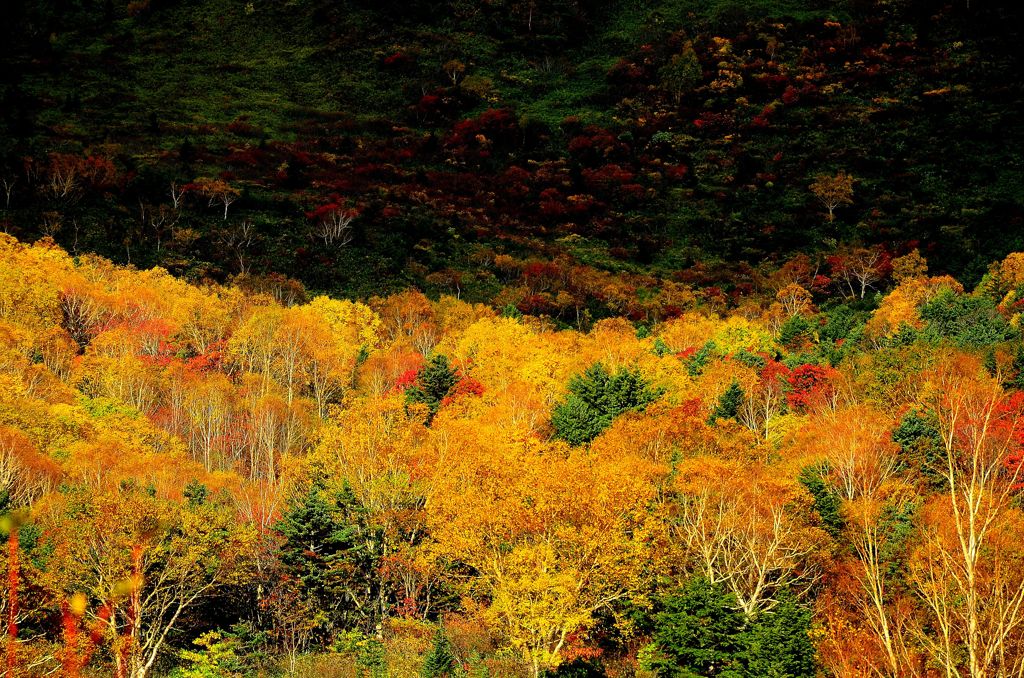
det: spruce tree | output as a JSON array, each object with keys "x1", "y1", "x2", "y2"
[
  {"x1": 646, "y1": 577, "x2": 746, "y2": 678},
  {"x1": 644, "y1": 579, "x2": 818, "y2": 678},
  {"x1": 1007, "y1": 345, "x2": 1024, "y2": 390},
  {"x1": 709, "y1": 381, "x2": 744, "y2": 424},
  {"x1": 422, "y1": 628, "x2": 459, "y2": 678},
  {"x1": 406, "y1": 354, "x2": 460, "y2": 423},
  {"x1": 276, "y1": 478, "x2": 379, "y2": 634},
  {"x1": 550, "y1": 393, "x2": 608, "y2": 446},
  {"x1": 743, "y1": 595, "x2": 817, "y2": 677},
  {"x1": 685, "y1": 341, "x2": 716, "y2": 377},
  {"x1": 797, "y1": 465, "x2": 844, "y2": 537},
  {"x1": 551, "y1": 362, "x2": 662, "y2": 445}
]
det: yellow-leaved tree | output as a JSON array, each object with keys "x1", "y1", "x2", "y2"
[{"x1": 427, "y1": 419, "x2": 660, "y2": 676}]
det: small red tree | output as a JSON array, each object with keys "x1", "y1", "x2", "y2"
[
  {"x1": 828, "y1": 246, "x2": 892, "y2": 299},
  {"x1": 786, "y1": 364, "x2": 839, "y2": 413}
]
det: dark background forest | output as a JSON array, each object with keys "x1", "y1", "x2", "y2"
[{"x1": 2, "y1": 0, "x2": 1023, "y2": 318}]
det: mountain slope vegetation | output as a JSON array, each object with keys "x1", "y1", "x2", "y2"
[
  {"x1": 2, "y1": 0, "x2": 1023, "y2": 308},
  {"x1": 4, "y1": 1, "x2": 1024, "y2": 675}
]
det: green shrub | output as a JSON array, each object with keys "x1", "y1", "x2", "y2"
[{"x1": 920, "y1": 289, "x2": 1017, "y2": 348}]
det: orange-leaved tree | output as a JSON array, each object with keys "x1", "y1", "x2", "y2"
[{"x1": 906, "y1": 356, "x2": 1024, "y2": 678}]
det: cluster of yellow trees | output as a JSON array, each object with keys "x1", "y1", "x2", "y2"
[{"x1": 0, "y1": 233, "x2": 1023, "y2": 676}]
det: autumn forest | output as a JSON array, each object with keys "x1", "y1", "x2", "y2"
[{"x1": 2, "y1": 0, "x2": 1024, "y2": 676}]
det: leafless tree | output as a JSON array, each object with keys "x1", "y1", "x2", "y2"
[
  {"x1": 39, "y1": 212, "x2": 62, "y2": 238},
  {"x1": 1, "y1": 176, "x2": 15, "y2": 209},
  {"x1": 47, "y1": 164, "x2": 79, "y2": 203},
  {"x1": 223, "y1": 220, "x2": 255, "y2": 274},
  {"x1": 139, "y1": 201, "x2": 179, "y2": 253},
  {"x1": 169, "y1": 181, "x2": 187, "y2": 210},
  {"x1": 313, "y1": 209, "x2": 355, "y2": 247}
]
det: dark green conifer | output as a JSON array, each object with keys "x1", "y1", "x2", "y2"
[
  {"x1": 406, "y1": 354, "x2": 460, "y2": 423},
  {"x1": 422, "y1": 628, "x2": 459, "y2": 678},
  {"x1": 551, "y1": 363, "x2": 662, "y2": 445},
  {"x1": 709, "y1": 381, "x2": 744, "y2": 424}
]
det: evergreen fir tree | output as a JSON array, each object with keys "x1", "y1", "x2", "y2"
[
  {"x1": 276, "y1": 477, "x2": 380, "y2": 634},
  {"x1": 743, "y1": 595, "x2": 817, "y2": 678},
  {"x1": 644, "y1": 579, "x2": 818, "y2": 678},
  {"x1": 422, "y1": 628, "x2": 459, "y2": 678},
  {"x1": 709, "y1": 381, "x2": 744, "y2": 424},
  {"x1": 551, "y1": 362, "x2": 662, "y2": 445},
  {"x1": 551, "y1": 393, "x2": 608, "y2": 446},
  {"x1": 406, "y1": 354, "x2": 460, "y2": 423},
  {"x1": 892, "y1": 409, "x2": 946, "y2": 489},
  {"x1": 797, "y1": 465, "x2": 844, "y2": 537},
  {"x1": 645, "y1": 577, "x2": 746, "y2": 678},
  {"x1": 983, "y1": 348, "x2": 998, "y2": 377},
  {"x1": 685, "y1": 341, "x2": 716, "y2": 377},
  {"x1": 1006, "y1": 345, "x2": 1024, "y2": 390},
  {"x1": 779, "y1": 315, "x2": 813, "y2": 350}
]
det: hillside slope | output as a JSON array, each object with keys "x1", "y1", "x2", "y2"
[{"x1": 2, "y1": 0, "x2": 1023, "y2": 310}]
